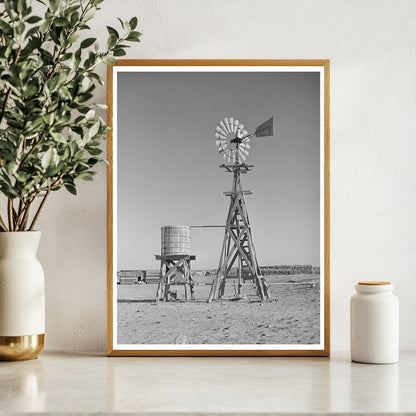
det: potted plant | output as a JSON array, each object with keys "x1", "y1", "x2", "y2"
[{"x1": 0, "y1": 0, "x2": 140, "y2": 360}]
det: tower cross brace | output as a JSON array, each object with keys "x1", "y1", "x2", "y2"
[
  {"x1": 208, "y1": 163, "x2": 270, "y2": 302},
  {"x1": 155, "y1": 254, "x2": 196, "y2": 302}
]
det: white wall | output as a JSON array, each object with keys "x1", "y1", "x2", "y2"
[{"x1": 38, "y1": 0, "x2": 416, "y2": 351}]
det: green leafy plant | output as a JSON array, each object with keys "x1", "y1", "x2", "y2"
[{"x1": 0, "y1": 0, "x2": 140, "y2": 231}]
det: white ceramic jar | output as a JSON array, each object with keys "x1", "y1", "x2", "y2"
[{"x1": 350, "y1": 281, "x2": 399, "y2": 364}]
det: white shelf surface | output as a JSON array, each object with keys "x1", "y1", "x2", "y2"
[{"x1": 0, "y1": 351, "x2": 415, "y2": 415}]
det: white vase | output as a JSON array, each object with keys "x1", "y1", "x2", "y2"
[
  {"x1": 350, "y1": 281, "x2": 399, "y2": 364},
  {"x1": 0, "y1": 231, "x2": 45, "y2": 360}
]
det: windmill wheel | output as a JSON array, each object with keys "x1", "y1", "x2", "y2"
[{"x1": 214, "y1": 117, "x2": 251, "y2": 163}]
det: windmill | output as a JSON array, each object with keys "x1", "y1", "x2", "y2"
[{"x1": 208, "y1": 116, "x2": 274, "y2": 302}]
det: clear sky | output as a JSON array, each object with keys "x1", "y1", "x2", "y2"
[{"x1": 117, "y1": 70, "x2": 320, "y2": 270}]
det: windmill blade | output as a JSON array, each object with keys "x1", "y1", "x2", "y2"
[
  {"x1": 241, "y1": 130, "x2": 252, "y2": 141},
  {"x1": 255, "y1": 117, "x2": 274, "y2": 138},
  {"x1": 229, "y1": 117, "x2": 235, "y2": 132},
  {"x1": 216, "y1": 124, "x2": 228, "y2": 137},
  {"x1": 233, "y1": 119, "x2": 239, "y2": 133},
  {"x1": 219, "y1": 120, "x2": 229, "y2": 134},
  {"x1": 215, "y1": 132, "x2": 227, "y2": 141},
  {"x1": 224, "y1": 117, "x2": 232, "y2": 133},
  {"x1": 236, "y1": 122, "x2": 244, "y2": 137}
]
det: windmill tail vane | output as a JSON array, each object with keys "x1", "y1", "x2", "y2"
[{"x1": 255, "y1": 117, "x2": 274, "y2": 138}]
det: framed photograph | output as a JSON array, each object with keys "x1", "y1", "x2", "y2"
[{"x1": 107, "y1": 60, "x2": 330, "y2": 356}]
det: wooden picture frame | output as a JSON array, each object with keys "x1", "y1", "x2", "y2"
[{"x1": 107, "y1": 60, "x2": 330, "y2": 356}]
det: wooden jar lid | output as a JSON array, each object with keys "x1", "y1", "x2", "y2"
[{"x1": 358, "y1": 281, "x2": 391, "y2": 285}]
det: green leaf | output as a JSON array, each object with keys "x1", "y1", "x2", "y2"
[
  {"x1": 129, "y1": 17, "x2": 138, "y2": 30},
  {"x1": 4, "y1": 0, "x2": 16, "y2": 20},
  {"x1": 54, "y1": 17, "x2": 69, "y2": 27},
  {"x1": 63, "y1": 147, "x2": 70, "y2": 160},
  {"x1": 5, "y1": 162, "x2": 18, "y2": 176},
  {"x1": 48, "y1": 76, "x2": 60, "y2": 92},
  {"x1": 78, "y1": 171, "x2": 95, "y2": 181},
  {"x1": 85, "y1": 109, "x2": 95, "y2": 120},
  {"x1": 88, "y1": 120, "x2": 100, "y2": 138},
  {"x1": 80, "y1": 37, "x2": 96, "y2": 49},
  {"x1": 87, "y1": 158, "x2": 100, "y2": 166},
  {"x1": 0, "y1": 20, "x2": 13, "y2": 35},
  {"x1": 107, "y1": 33, "x2": 117, "y2": 49},
  {"x1": 113, "y1": 47, "x2": 126, "y2": 57},
  {"x1": 70, "y1": 11, "x2": 80, "y2": 26},
  {"x1": 64, "y1": 183, "x2": 77, "y2": 195},
  {"x1": 50, "y1": 131, "x2": 67, "y2": 143},
  {"x1": 42, "y1": 112, "x2": 55, "y2": 125},
  {"x1": 23, "y1": 7, "x2": 32, "y2": 18},
  {"x1": 14, "y1": 171, "x2": 28, "y2": 183},
  {"x1": 16, "y1": 21, "x2": 25, "y2": 35},
  {"x1": 103, "y1": 56, "x2": 117, "y2": 65},
  {"x1": 25, "y1": 117, "x2": 44, "y2": 133},
  {"x1": 117, "y1": 17, "x2": 125, "y2": 29},
  {"x1": 24, "y1": 25, "x2": 40, "y2": 39},
  {"x1": 83, "y1": 9, "x2": 95, "y2": 23},
  {"x1": 45, "y1": 164, "x2": 62, "y2": 177},
  {"x1": 26, "y1": 15, "x2": 42, "y2": 24},
  {"x1": 68, "y1": 33, "x2": 80, "y2": 44},
  {"x1": 106, "y1": 26, "x2": 119, "y2": 39},
  {"x1": 87, "y1": 147, "x2": 102, "y2": 156},
  {"x1": 126, "y1": 31, "x2": 141, "y2": 42},
  {"x1": 24, "y1": 83, "x2": 39, "y2": 98},
  {"x1": 41, "y1": 148, "x2": 54, "y2": 169},
  {"x1": 17, "y1": 0, "x2": 27, "y2": 14},
  {"x1": 49, "y1": 0, "x2": 60, "y2": 13}
]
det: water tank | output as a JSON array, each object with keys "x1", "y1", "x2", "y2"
[{"x1": 161, "y1": 225, "x2": 191, "y2": 256}]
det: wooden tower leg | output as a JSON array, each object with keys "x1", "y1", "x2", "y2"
[
  {"x1": 212, "y1": 163, "x2": 270, "y2": 302},
  {"x1": 219, "y1": 276, "x2": 226, "y2": 299},
  {"x1": 164, "y1": 260, "x2": 172, "y2": 301},
  {"x1": 208, "y1": 275, "x2": 220, "y2": 303},
  {"x1": 188, "y1": 259, "x2": 195, "y2": 300},
  {"x1": 155, "y1": 260, "x2": 165, "y2": 302}
]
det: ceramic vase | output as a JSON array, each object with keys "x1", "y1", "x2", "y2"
[{"x1": 0, "y1": 231, "x2": 45, "y2": 360}]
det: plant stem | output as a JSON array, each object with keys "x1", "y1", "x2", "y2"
[
  {"x1": 20, "y1": 200, "x2": 32, "y2": 231},
  {"x1": 14, "y1": 199, "x2": 23, "y2": 230},
  {"x1": 14, "y1": 199, "x2": 27, "y2": 231},
  {"x1": 7, "y1": 199, "x2": 14, "y2": 231},
  {"x1": 29, "y1": 190, "x2": 50, "y2": 231},
  {"x1": 0, "y1": 213, "x2": 8, "y2": 232},
  {"x1": 0, "y1": 88, "x2": 12, "y2": 125}
]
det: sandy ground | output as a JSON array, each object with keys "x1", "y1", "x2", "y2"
[{"x1": 117, "y1": 274, "x2": 320, "y2": 345}]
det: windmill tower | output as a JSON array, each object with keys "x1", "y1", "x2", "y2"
[{"x1": 208, "y1": 117, "x2": 274, "y2": 302}]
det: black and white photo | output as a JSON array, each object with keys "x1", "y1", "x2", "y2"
[{"x1": 107, "y1": 60, "x2": 330, "y2": 356}]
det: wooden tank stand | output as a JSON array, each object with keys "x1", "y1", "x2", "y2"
[{"x1": 155, "y1": 254, "x2": 196, "y2": 302}]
